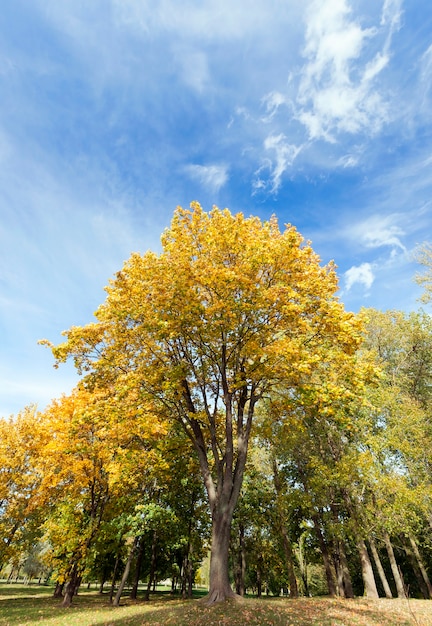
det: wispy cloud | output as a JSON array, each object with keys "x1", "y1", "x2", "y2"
[
  {"x1": 348, "y1": 214, "x2": 407, "y2": 252},
  {"x1": 295, "y1": 0, "x2": 396, "y2": 141},
  {"x1": 112, "y1": 0, "x2": 300, "y2": 41},
  {"x1": 337, "y1": 154, "x2": 359, "y2": 168},
  {"x1": 185, "y1": 164, "x2": 229, "y2": 192},
  {"x1": 381, "y1": 0, "x2": 403, "y2": 34},
  {"x1": 254, "y1": 135, "x2": 302, "y2": 193},
  {"x1": 253, "y1": 0, "x2": 404, "y2": 192},
  {"x1": 261, "y1": 91, "x2": 289, "y2": 122}
]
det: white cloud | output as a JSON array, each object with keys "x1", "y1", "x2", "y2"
[
  {"x1": 185, "y1": 164, "x2": 229, "y2": 192},
  {"x1": 363, "y1": 52, "x2": 389, "y2": 82},
  {"x1": 381, "y1": 0, "x2": 403, "y2": 32},
  {"x1": 349, "y1": 214, "x2": 407, "y2": 252},
  {"x1": 296, "y1": 0, "x2": 392, "y2": 141},
  {"x1": 344, "y1": 262, "x2": 375, "y2": 291}
]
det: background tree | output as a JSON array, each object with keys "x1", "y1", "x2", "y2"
[
  {"x1": 0, "y1": 407, "x2": 48, "y2": 573},
  {"x1": 414, "y1": 243, "x2": 432, "y2": 304},
  {"x1": 361, "y1": 308, "x2": 432, "y2": 598},
  {"x1": 34, "y1": 384, "x2": 167, "y2": 606}
]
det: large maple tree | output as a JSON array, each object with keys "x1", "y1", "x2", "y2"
[{"x1": 46, "y1": 203, "x2": 362, "y2": 603}]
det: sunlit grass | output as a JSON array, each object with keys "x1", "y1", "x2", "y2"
[{"x1": 0, "y1": 584, "x2": 431, "y2": 626}]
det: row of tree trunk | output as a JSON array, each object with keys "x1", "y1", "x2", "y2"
[
  {"x1": 232, "y1": 515, "x2": 432, "y2": 600},
  {"x1": 55, "y1": 528, "x2": 195, "y2": 607}
]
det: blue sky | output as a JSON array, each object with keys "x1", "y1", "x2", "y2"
[{"x1": 1, "y1": 0, "x2": 431, "y2": 417}]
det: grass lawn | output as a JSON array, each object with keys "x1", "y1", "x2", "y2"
[{"x1": 0, "y1": 584, "x2": 431, "y2": 626}]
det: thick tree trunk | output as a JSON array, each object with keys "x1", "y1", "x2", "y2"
[
  {"x1": 62, "y1": 565, "x2": 81, "y2": 607},
  {"x1": 311, "y1": 515, "x2": 337, "y2": 597},
  {"x1": 383, "y1": 532, "x2": 406, "y2": 599},
  {"x1": 369, "y1": 537, "x2": 392, "y2": 598},
  {"x1": 328, "y1": 499, "x2": 353, "y2": 599},
  {"x1": 182, "y1": 376, "x2": 258, "y2": 604},
  {"x1": 61, "y1": 491, "x2": 109, "y2": 607},
  {"x1": 334, "y1": 540, "x2": 354, "y2": 599},
  {"x1": 206, "y1": 510, "x2": 236, "y2": 604},
  {"x1": 357, "y1": 539, "x2": 379, "y2": 598}
]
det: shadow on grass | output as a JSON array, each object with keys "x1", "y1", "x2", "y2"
[
  {"x1": 0, "y1": 587, "x2": 207, "y2": 626},
  {"x1": 0, "y1": 587, "x2": 430, "y2": 626}
]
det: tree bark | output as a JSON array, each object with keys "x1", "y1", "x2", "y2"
[
  {"x1": 256, "y1": 554, "x2": 263, "y2": 598},
  {"x1": 61, "y1": 486, "x2": 110, "y2": 606},
  {"x1": 334, "y1": 540, "x2": 354, "y2": 599},
  {"x1": 408, "y1": 535, "x2": 432, "y2": 599},
  {"x1": 383, "y1": 532, "x2": 406, "y2": 599},
  {"x1": 187, "y1": 552, "x2": 194, "y2": 599},
  {"x1": 357, "y1": 539, "x2": 379, "y2": 598},
  {"x1": 311, "y1": 514, "x2": 337, "y2": 597},
  {"x1": 53, "y1": 581, "x2": 64, "y2": 598},
  {"x1": 403, "y1": 536, "x2": 430, "y2": 600},
  {"x1": 179, "y1": 365, "x2": 259, "y2": 604},
  {"x1": 206, "y1": 509, "x2": 236, "y2": 604},
  {"x1": 61, "y1": 565, "x2": 81, "y2": 607},
  {"x1": 369, "y1": 537, "x2": 392, "y2": 598}
]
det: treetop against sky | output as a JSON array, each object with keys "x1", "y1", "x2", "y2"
[{"x1": 1, "y1": 0, "x2": 431, "y2": 417}]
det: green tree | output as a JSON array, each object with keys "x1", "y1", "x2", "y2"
[{"x1": 361, "y1": 308, "x2": 432, "y2": 598}]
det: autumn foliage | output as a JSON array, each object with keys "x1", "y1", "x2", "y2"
[{"x1": 2, "y1": 204, "x2": 432, "y2": 608}]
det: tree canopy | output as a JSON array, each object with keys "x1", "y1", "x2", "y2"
[{"x1": 42, "y1": 203, "x2": 364, "y2": 603}]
